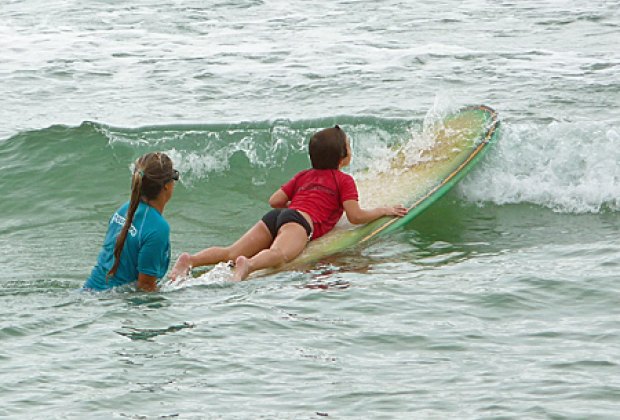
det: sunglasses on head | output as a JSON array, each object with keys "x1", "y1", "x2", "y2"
[{"x1": 169, "y1": 169, "x2": 180, "y2": 182}]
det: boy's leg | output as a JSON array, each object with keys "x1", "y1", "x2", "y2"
[
  {"x1": 233, "y1": 223, "x2": 308, "y2": 280},
  {"x1": 193, "y1": 221, "x2": 273, "y2": 264},
  {"x1": 169, "y1": 252, "x2": 193, "y2": 280},
  {"x1": 170, "y1": 221, "x2": 273, "y2": 280}
]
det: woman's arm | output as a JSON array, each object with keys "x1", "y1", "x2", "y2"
[
  {"x1": 137, "y1": 273, "x2": 158, "y2": 292},
  {"x1": 343, "y1": 200, "x2": 408, "y2": 225},
  {"x1": 269, "y1": 188, "x2": 290, "y2": 208}
]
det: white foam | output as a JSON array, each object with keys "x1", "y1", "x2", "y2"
[
  {"x1": 164, "y1": 147, "x2": 230, "y2": 186},
  {"x1": 353, "y1": 94, "x2": 460, "y2": 177},
  {"x1": 159, "y1": 262, "x2": 234, "y2": 292},
  {"x1": 459, "y1": 120, "x2": 620, "y2": 213}
]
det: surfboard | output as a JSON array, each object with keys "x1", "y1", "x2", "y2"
[{"x1": 256, "y1": 105, "x2": 500, "y2": 276}]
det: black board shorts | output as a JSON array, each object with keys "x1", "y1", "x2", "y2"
[{"x1": 261, "y1": 208, "x2": 313, "y2": 240}]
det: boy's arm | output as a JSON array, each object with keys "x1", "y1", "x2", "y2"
[
  {"x1": 269, "y1": 189, "x2": 290, "y2": 208},
  {"x1": 343, "y1": 200, "x2": 408, "y2": 225}
]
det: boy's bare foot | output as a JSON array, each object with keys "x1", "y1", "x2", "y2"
[
  {"x1": 170, "y1": 252, "x2": 192, "y2": 281},
  {"x1": 232, "y1": 256, "x2": 251, "y2": 281}
]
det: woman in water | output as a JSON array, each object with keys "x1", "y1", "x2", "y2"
[{"x1": 84, "y1": 152, "x2": 179, "y2": 292}]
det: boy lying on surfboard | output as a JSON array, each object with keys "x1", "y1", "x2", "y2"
[{"x1": 170, "y1": 125, "x2": 407, "y2": 281}]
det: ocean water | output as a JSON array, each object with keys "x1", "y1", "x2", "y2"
[{"x1": 1, "y1": 1, "x2": 620, "y2": 418}]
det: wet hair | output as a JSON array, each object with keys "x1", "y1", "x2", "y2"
[
  {"x1": 107, "y1": 152, "x2": 176, "y2": 279},
  {"x1": 308, "y1": 125, "x2": 348, "y2": 169}
]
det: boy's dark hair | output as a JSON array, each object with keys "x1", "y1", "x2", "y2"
[{"x1": 309, "y1": 125, "x2": 348, "y2": 169}]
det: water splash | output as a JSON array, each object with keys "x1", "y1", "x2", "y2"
[
  {"x1": 459, "y1": 120, "x2": 620, "y2": 213},
  {"x1": 159, "y1": 262, "x2": 234, "y2": 292}
]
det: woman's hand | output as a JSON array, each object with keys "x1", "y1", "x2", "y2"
[{"x1": 137, "y1": 273, "x2": 158, "y2": 292}]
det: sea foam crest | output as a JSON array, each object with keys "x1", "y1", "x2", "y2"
[
  {"x1": 458, "y1": 120, "x2": 620, "y2": 213},
  {"x1": 354, "y1": 96, "x2": 458, "y2": 178},
  {"x1": 159, "y1": 262, "x2": 234, "y2": 292},
  {"x1": 100, "y1": 123, "x2": 301, "y2": 186}
]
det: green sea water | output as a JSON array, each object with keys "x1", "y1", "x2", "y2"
[{"x1": 2, "y1": 0, "x2": 620, "y2": 418}]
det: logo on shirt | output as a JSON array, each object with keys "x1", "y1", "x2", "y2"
[
  {"x1": 111, "y1": 212, "x2": 138, "y2": 237},
  {"x1": 298, "y1": 183, "x2": 337, "y2": 195}
]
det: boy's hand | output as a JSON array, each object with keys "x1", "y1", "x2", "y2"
[{"x1": 384, "y1": 204, "x2": 408, "y2": 217}]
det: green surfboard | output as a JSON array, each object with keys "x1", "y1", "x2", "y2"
[{"x1": 257, "y1": 105, "x2": 500, "y2": 276}]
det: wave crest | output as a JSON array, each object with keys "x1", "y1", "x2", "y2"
[{"x1": 459, "y1": 120, "x2": 620, "y2": 213}]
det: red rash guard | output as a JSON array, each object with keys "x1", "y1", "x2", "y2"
[{"x1": 281, "y1": 169, "x2": 359, "y2": 239}]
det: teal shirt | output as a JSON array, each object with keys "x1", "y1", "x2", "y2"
[{"x1": 84, "y1": 201, "x2": 171, "y2": 291}]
